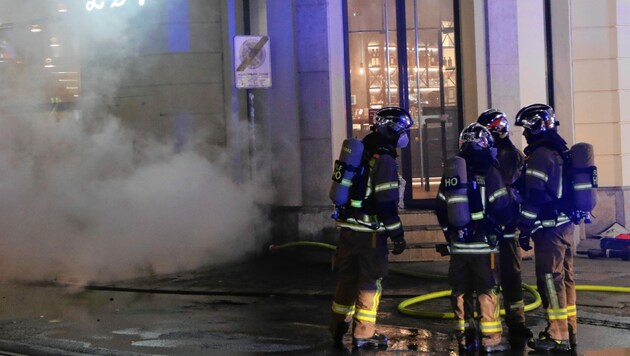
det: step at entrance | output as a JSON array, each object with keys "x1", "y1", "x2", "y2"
[{"x1": 389, "y1": 210, "x2": 449, "y2": 262}]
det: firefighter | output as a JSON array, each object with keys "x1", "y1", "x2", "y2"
[
  {"x1": 514, "y1": 103, "x2": 576, "y2": 352},
  {"x1": 436, "y1": 123, "x2": 512, "y2": 353},
  {"x1": 330, "y1": 106, "x2": 412, "y2": 350},
  {"x1": 477, "y1": 109, "x2": 533, "y2": 339}
]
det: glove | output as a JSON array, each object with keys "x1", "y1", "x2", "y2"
[
  {"x1": 518, "y1": 232, "x2": 532, "y2": 251},
  {"x1": 435, "y1": 243, "x2": 451, "y2": 256},
  {"x1": 391, "y1": 237, "x2": 406, "y2": 255},
  {"x1": 486, "y1": 234, "x2": 498, "y2": 249},
  {"x1": 483, "y1": 221, "x2": 502, "y2": 248}
]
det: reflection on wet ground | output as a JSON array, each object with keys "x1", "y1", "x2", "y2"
[{"x1": 0, "y1": 252, "x2": 628, "y2": 355}]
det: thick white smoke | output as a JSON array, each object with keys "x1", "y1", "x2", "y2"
[
  {"x1": 0, "y1": 112, "x2": 270, "y2": 284},
  {"x1": 0, "y1": 2, "x2": 271, "y2": 284}
]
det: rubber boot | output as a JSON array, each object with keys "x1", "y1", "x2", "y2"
[
  {"x1": 352, "y1": 333, "x2": 388, "y2": 349},
  {"x1": 464, "y1": 328, "x2": 479, "y2": 353},
  {"x1": 481, "y1": 338, "x2": 511, "y2": 353},
  {"x1": 455, "y1": 331, "x2": 477, "y2": 354},
  {"x1": 527, "y1": 331, "x2": 570, "y2": 352}
]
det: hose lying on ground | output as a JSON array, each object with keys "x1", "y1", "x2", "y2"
[
  {"x1": 269, "y1": 241, "x2": 630, "y2": 319},
  {"x1": 398, "y1": 284, "x2": 541, "y2": 319}
]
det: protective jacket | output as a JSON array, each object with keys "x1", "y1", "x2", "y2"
[
  {"x1": 335, "y1": 133, "x2": 404, "y2": 241},
  {"x1": 494, "y1": 137, "x2": 525, "y2": 236},
  {"x1": 517, "y1": 133, "x2": 571, "y2": 234},
  {"x1": 436, "y1": 150, "x2": 511, "y2": 254}
]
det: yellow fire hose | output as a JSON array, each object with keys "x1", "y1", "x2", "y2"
[
  {"x1": 270, "y1": 241, "x2": 630, "y2": 319},
  {"x1": 398, "y1": 284, "x2": 542, "y2": 319}
]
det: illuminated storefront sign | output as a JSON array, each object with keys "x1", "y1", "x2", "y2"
[{"x1": 86, "y1": 0, "x2": 146, "y2": 11}]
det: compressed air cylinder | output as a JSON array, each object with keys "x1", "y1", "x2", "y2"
[
  {"x1": 329, "y1": 138, "x2": 364, "y2": 206},
  {"x1": 570, "y1": 142, "x2": 597, "y2": 212},
  {"x1": 442, "y1": 156, "x2": 471, "y2": 227}
]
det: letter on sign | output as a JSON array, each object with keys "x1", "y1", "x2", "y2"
[
  {"x1": 110, "y1": 0, "x2": 126, "y2": 8},
  {"x1": 86, "y1": 0, "x2": 146, "y2": 11},
  {"x1": 86, "y1": 0, "x2": 105, "y2": 11}
]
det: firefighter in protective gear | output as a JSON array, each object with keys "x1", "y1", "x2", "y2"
[
  {"x1": 436, "y1": 123, "x2": 512, "y2": 354},
  {"x1": 514, "y1": 103, "x2": 576, "y2": 352},
  {"x1": 330, "y1": 106, "x2": 412, "y2": 350},
  {"x1": 477, "y1": 109, "x2": 533, "y2": 339}
]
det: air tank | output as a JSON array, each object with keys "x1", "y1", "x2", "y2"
[{"x1": 329, "y1": 138, "x2": 364, "y2": 206}]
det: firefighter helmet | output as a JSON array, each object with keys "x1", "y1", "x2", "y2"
[
  {"x1": 477, "y1": 109, "x2": 509, "y2": 138},
  {"x1": 514, "y1": 103, "x2": 557, "y2": 135},
  {"x1": 458, "y1": 122, "x2": 494, "y2": 151},
  {"x1": 372, "y1": 107, "x2": 414, "y2": 141}
]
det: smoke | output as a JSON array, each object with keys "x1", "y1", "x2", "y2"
[
  {"x1": 0, "y1": 114, "x2": 271, "y2": 284},
  {"x1": 0, "y1": 2, "x2": 271, "y2": 284}
]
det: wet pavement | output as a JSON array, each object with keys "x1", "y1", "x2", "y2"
[{"x1": 0, "y1": 244, "x2": 628, "y2": 355}]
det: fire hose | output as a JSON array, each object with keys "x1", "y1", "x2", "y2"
[{"x1": 269, "y1": 241, "x2": 630, "y2": 319}]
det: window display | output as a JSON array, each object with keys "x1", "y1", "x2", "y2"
[{"x1": 347, "y1": 0, "x2": 460, "y2": 203}]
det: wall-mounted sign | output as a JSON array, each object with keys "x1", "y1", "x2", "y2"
[
  {"x1": 86, "y1": 0, "x2": 146, "y2": 12},
  {"x1": 234, "y1": 35, "x2": 272, "y2": 89}
]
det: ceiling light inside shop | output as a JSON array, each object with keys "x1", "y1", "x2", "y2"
[
  {"x1": 30, "y1": 25, "x2": 42, "y2": 33},
  {"x1": 50, "y1": 37, "x2": 60, "y2": 47},
  {"x1": 44, "y1": 57, "x2": 55, "y2": 68}
]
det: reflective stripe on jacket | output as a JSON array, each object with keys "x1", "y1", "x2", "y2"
[{"x1": 450, "y1": 241, "x2": 499, "y2": 254}]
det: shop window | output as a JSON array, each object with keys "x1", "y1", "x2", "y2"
[
  {"x1": 0, "y1": 17, "x2": 81, "y2": 110},
  {"x1": 346, "y1": 0, "x2": 460, "y2": 204}
]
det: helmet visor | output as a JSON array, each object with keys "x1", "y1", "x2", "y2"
[
  {"x1": 514, "y1": 104, "x2": 556, "y2": 135},
  {"x1": 458, "y1": 123, "x2": 494, "y2": 150},
  {"x1": 487, "y1": 115, "x2": 509, "y2": 134}
]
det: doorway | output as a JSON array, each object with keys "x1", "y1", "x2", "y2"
[{"x1": 345, "y1": 0, "x2": 461, "y2": 208}]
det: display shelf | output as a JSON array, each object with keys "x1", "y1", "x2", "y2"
[{"x1": 365, "y1": 28, "x2": 456, "y2": 108}]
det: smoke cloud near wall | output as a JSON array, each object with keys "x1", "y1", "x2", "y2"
[{"x1": 0, "y1": 2, "x2": 271, "y2": 284}]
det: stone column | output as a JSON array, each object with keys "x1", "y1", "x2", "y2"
[
  {"x1": 486, "y1": 0, "x2": 522, "y2": 125},
  {"x1": 295, "y1": 0, "x2": 334, "y2": 207}
]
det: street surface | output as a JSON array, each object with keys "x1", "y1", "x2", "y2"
[{"x1": 0, "y1": 249, "x2": 628, "y2": 355}]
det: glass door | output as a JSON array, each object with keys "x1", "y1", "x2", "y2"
[
  {"x1": 405, "y1": 0, "x2": 460, "y2": 204},
  {"x1": 346, "y1": 0, "x2": 461, "y2": 208},
  {"x1": 347, "y1": 0, "x2": 399, "y2": 139}
]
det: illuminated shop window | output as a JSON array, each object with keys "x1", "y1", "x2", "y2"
[{"x1": 347, "y1": 0, "x2": 460, "y2": 202}]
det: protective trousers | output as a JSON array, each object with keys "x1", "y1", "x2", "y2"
[
  {"x1": 498, "y1": 234, "x2": 526, "y2": 328},
  {"x1": 330, "y1": 228, "x2": 388, "y2": 339},
  {"x1": 449, "y1": 253, "x2": 502, "y2": 347},
  {"x1": 532, "y1": 223, "x2": 577, "y2": 341}
]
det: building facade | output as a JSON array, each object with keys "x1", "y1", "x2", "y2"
[{"x1": 0, "y1": 0, "x2": 627, "y2": 251}]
